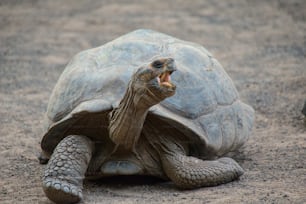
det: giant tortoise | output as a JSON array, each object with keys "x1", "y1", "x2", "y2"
[{"x1": 40, "y1": 29, "x2": 254, "y2": 203}]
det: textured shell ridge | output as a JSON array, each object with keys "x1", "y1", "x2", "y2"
[{"x1": 41, "y1": 29, "x2": 254, "y2": 157}]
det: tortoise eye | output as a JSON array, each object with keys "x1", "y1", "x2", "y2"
[{"x1": 152, "y1": 60, "x2": 163, "y2": 69}]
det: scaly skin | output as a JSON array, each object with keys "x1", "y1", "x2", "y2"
[
  {"x1": 41, "y1": 58, "x2": 176, "y2": 203},
  {"x1": 108, "y1": 58, "x2": 176, "y2": 150},
  {"x1": 146, "y1": 122, "x2": 244, "y2": 189},
  {"x1": 42, "y1": 135, "x2": 94, "y2": 204},
  {"x1": 161, "y1": 153, "x2": 244, "y2": 189}
]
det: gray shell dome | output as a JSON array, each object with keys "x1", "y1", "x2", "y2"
[{"x1": 42, "y1": 29, "x2": 254, "y2": 157}]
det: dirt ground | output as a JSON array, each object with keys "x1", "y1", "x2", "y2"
[{"x1": 0, "y1": 0, "x2": 305, "y2": 203}]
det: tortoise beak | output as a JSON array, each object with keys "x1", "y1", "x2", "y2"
[{"x1": 157, "y1": 59, "x2": 176, "y2": 89}]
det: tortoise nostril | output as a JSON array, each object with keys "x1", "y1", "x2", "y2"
[{"x1": 167, "y1": 58, "x2": 174, "y2": 63}]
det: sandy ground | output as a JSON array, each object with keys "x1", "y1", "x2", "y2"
[{"x1": 0, "y1": 0, "x2": 305, "y2": 203}]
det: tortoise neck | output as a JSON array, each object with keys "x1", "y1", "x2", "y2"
[{"x1": 108, "y1": 82, "x2": 155, "y2": 150}]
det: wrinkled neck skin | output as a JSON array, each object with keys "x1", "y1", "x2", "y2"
[{"x1": 108, "y1": 79, "x2": 160, "y2": 151}]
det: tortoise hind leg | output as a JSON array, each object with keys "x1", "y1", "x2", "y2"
[
  {"x1": 42, "y1": 135, "x2": 94, "y2": 204},
  {"x1": 161, "y1": 152, "x2": 244, "y2": 189}
]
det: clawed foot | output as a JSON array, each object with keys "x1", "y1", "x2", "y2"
[
  {"x1": 43, "y1": 177, "x2": 82, "y2": 204},
  {"x1": 41, "y1": 135, "x2": 93, "y2": 203},
  {"x1": 218, "y1": 157, "x2": 244, "y2": 177}
]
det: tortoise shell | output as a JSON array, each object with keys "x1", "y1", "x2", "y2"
[{"x1": 41, "y1": 29, "x2": 254, "y2": 158}]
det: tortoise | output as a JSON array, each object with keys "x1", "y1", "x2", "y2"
[{"x1": 40, "y1": 29, "x2": 254, "y2": 203}]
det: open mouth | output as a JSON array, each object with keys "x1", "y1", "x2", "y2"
[{"x1": 157, "y1": 71, "x2": 175, "y2": 88}]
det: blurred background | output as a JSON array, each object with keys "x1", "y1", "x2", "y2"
[{"x1": 0, "y1": 0, "x2": 305, "y2": 203}]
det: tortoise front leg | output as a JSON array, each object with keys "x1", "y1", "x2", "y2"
[
  {"x1": 42, "y1": 135, "x2": 94, "y2": 204},
  {"x1": 161, "y1": 152, "x2": 244, "y2": 189}
]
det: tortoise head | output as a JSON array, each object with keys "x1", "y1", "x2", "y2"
[
  {"x1": 132, "y1": 57, "x2": 177, "y2": 104},
  {"x1": 109, "y1": 58, "x2": 177, "y2": 149}
]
